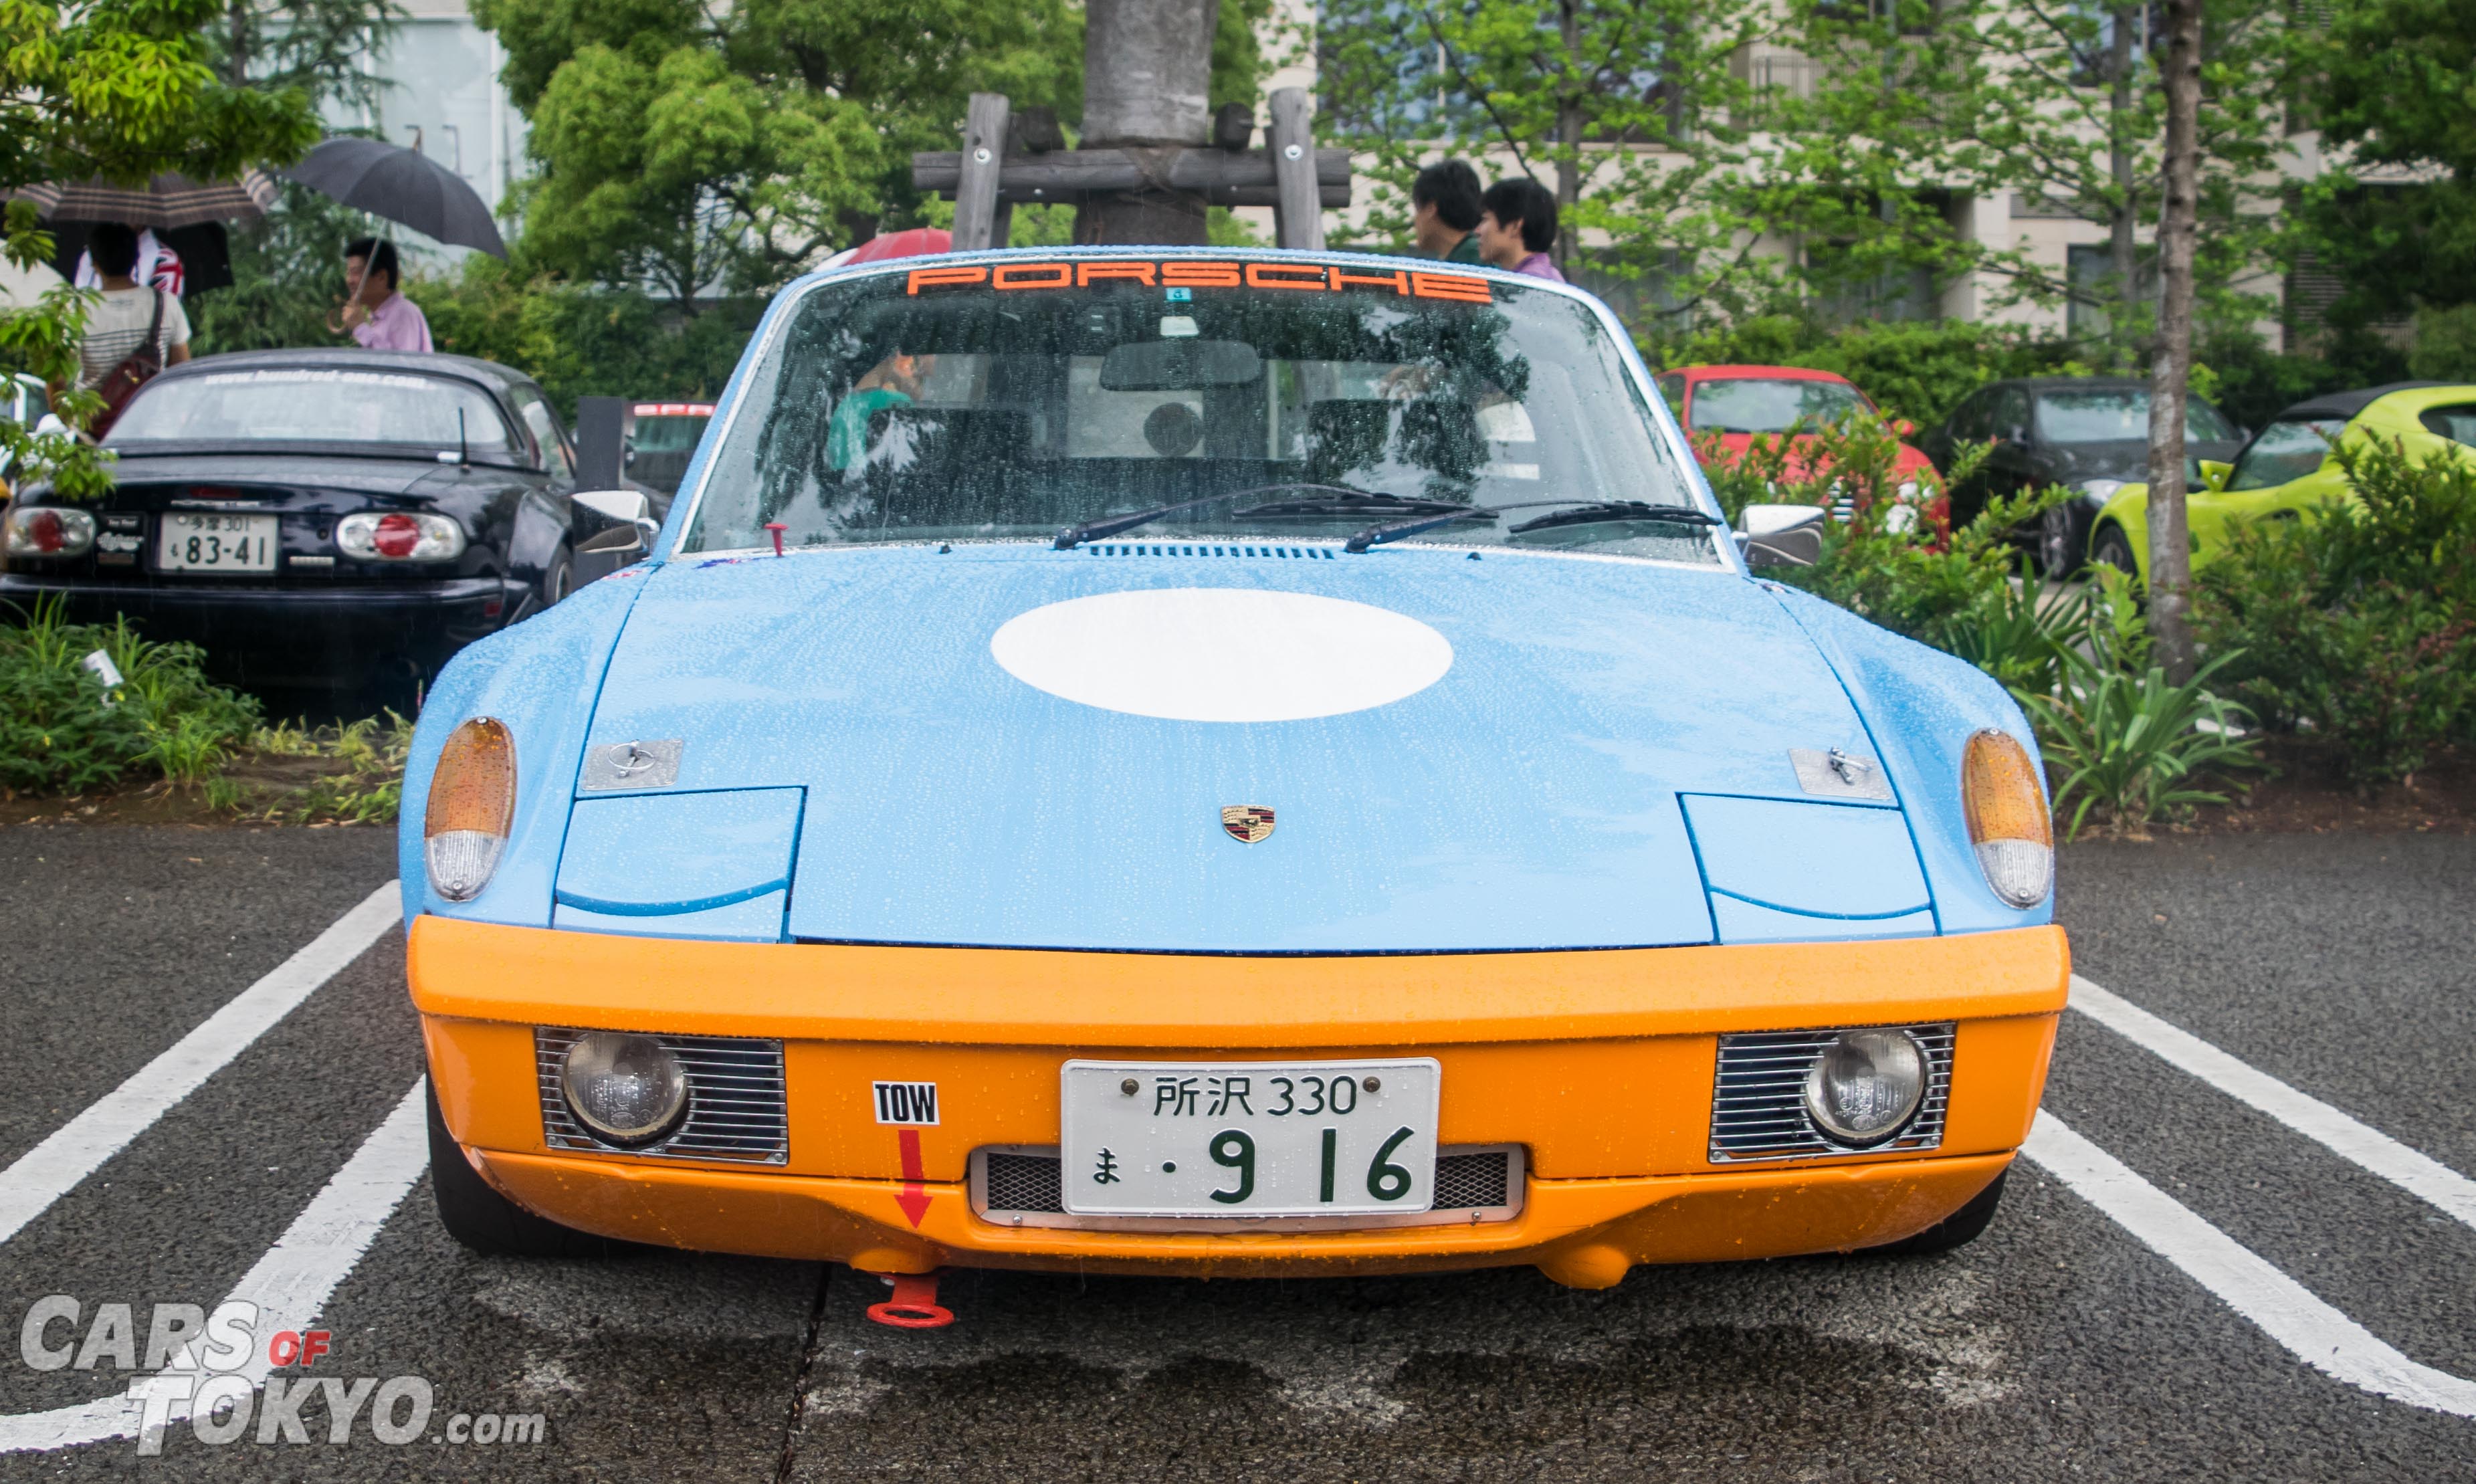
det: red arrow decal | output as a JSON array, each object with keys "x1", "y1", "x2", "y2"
[{"x1": 895, "y1": 1128, "x2": 932, "y2": 1228}]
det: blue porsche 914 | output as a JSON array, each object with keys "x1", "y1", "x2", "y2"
[{"x1": 400, "y1": 249, "x2": 2065, "y2": 1318}]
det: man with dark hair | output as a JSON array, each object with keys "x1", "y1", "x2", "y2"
[
  {"x1": 70, "y1": 222, "x2": 191, "y2": 395},
  {"x1": 1409, "y1": 160, "x2": 1483, "y2": 263},
  {"x1": 1476, "y1": 178, "x2": 1565, "y2": 282},
  {"x1": 335, "y1": 235, "x2": 433, "y2": 352}
]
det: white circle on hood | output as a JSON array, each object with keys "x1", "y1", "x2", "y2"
[{"x1": 990, "y1": 587, "x2": 1453, "y2": 722}]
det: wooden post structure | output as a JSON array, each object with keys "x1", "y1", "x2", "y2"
[
  {"x1": 950, "y1": 93, "x2": 1013, "y2": 253},
  {"x1": 1265, "y1": 88, "x2": 1324, "y2": 251}
]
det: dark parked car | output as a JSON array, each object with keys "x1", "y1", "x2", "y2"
[
  {"x1": 1920, "y1": 377, "x2": 2245, "y2": 574},
  {"x1": 0, "y1": 348, "x2": 657, "y2": 695}
]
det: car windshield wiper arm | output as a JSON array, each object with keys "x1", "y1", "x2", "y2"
[
  {"x1": 1054, "y1": 483, "x2": 1396, "y2": 549},
  {"x1": 1504, "y1": 501, "x2": 1720, "y2": 536},
  {"x1": 1341, "y1": 504, "x2": 1498, "y2": 553}
]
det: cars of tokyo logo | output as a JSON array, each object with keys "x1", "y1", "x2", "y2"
[{"x1": 17, "y1": 1296, "x2": 544, "y2": 1451}]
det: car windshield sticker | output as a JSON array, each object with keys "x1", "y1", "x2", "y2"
[{"x1": 906, "y1": 261, "x2": 1494, "y2": 304}]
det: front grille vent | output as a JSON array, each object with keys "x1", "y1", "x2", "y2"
[
  {"x1": 1708, "y1": 1023, "x2": 1954, "y2": 1163},
  {"x1": 974, "y1": 1145, "x2": 1522, "y2": 1228},
  {"x1": 536, "y1": 1028, "x2": 789, "y2": 1164},
  {"x1": 1087, "y1": 544, "x2": 1335, "y2": 558}
]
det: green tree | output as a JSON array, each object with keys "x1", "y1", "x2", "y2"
[
  {"x1": 202, "y1": 0, "x2": 406, "y2": 111},
  {"x1": 0, "y1": 0, "x2": 320, "y2": 498},
  {"x1": 1778, "y1": 0, "x2": 2292, "y2": 368},
  {"x1": 2290, "y1": 0, "x2": 2476, "y2": 332},
  {"x1": 476, "y1": 0, "x2": 1084, "y2": 299}
]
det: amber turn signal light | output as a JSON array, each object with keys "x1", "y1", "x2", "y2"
[
  {"x1": 1961, "y1": 729, "x2": 2051, "y2": 908},
  {"x1": 424, "y1": 718, "x2": 516, "y2": 902}
]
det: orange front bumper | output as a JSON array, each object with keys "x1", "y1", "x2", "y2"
[{"x1": 410, "y1": 916, "x2": 2067, "y2": 1283}]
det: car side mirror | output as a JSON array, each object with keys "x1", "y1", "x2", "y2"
[
  {"x1": 575, "y1": 488, "x2": 651, "y2": 527},
  {"x1": 1891, "y1": 418, "x2": 1917, "y2": 438},
  {"x1": 2196, "y1": 459, "x2": 2231, "y2": 494},
  {"x1": 1735, "y1": 503, "x2": 1826, "y2": 568},
  {"x1": 574, "y1": 521, "x2": 648, "y2": 586},
  {"x1": 1999, "y1": 425, "x2": 2029, "y2": 445}
]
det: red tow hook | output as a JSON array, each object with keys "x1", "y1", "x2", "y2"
[
  {"x1": 765, "y1": 522, "x2": 787, "y2": 557},
  {"x1": 865, "y1": 1271, "x2": 954, "y2": 1330}
]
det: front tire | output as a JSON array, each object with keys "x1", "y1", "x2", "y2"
[
  {"x1": 538, "y1": 544, "x2": 573, "y2": 608},
  {"x1": 426, "y1": 1079, "x2": 623, "y2": 1259},
  {"x1": 1867, "y1": 1168, "x2": 2008, "y2": 1256},
  {"x1": 2039, "y1": 504, "x2": 2087, "y2": 576},
  {"x1": 2091, "y1": 523, "x2": 2140, "y2": 580}
]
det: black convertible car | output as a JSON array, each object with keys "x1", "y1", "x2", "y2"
[
  {"x1": 1, "y1": 349, "x2": 660, "y2": 694},
  {"x1": 1920, "y1": 377, "x2": 2245, "y2": 574}
]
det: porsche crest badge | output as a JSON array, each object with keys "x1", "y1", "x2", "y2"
[{"x1": 1220, "y1": 805, "x2": 1277, "y2": 843}]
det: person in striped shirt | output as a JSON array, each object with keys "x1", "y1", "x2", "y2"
[{"x1": 70, "y1": 223, "x2": 191, "y2": 393}]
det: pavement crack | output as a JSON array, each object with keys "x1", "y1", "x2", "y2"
[{"x1": 773, "y1": 1262, "x2": 834, "y2": 1484}]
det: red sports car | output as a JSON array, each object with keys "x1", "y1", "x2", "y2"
[{"x1": 1655, "y1": 365, "x2": 1944, "y2": 531}]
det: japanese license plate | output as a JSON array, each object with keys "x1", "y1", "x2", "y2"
[
  {"x1": 157, "y1": 512, "x2": 278, "y2": 573},
  {"x1": 1059, "y1": 1059, "x2": 1441, "y2": 1217}
]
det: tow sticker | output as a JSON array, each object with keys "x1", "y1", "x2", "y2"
[{"x1": 873, "y1": 1081, "x2": 940, "y2": 1126}]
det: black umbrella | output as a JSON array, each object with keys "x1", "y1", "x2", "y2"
[{"x1": 282, "y1": 138, "x2": 507, "y2": 258}]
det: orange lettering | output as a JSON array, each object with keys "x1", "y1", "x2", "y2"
[
  {"x1": 1246, "y1": 262, "x2": 1330, "y2": 290},
  {"x1": 1331, "y1": 268, "x2": 1411, "y2": 296},
  {"x1": 906, "y1": 266, "x2": 989, "y2": 295},
  {"x1": 1077, "y1": 261, "x2": 1158, "y2": 286},
  {"x1": 1160, "y1": 260, "x2": 1243, "y2": 288},
  {"x1": 1411, "y1": 272, "x2": 1493, "y2": 303},
  {"x1": 993, "y1": 262, "x2": 1073, "y2": 290}
]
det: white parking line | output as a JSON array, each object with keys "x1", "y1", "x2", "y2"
[
  {"x1": 2025, "y1": 1111, "x2": 2476, "y2": 1418},
  {"x1": 0, "y1": 1079, "x2": 429, "y2": 1453},
  {"x1": 2071, "y1": 974, "x2": 2476, "y2": 1231},
  {"x1": 0, "y1": 882, "x2": 399, "y2": 1250}
]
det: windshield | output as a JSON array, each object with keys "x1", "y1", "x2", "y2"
[
  {"x1": 108, "y1": 368, "x2": 515, "y2": 453},
  {"x1": 2037, "y1": 389, "x2": 2235, "y2": 444},
  {"x1": 682, "y1": 257, "x2": 1715, "y2": 562},
  {"x1": 631, "y1": 411, "x2": 710, "y2": 453},
  {"x1": 2230, "y1": 417, "x2": 2345, "y2": 490},
  {"x1": 1685, "y1": 378, "x2": 1866, "y2": 434}
]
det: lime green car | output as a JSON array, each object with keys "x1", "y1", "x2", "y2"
[{"x1": 2089, "y1": 382, "x2": 2476, "y2": 581}]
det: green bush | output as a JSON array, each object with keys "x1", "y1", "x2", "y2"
[
  {"x1": 2195, "y1": 439, "x2": 2476, "y2": 786},
  {"x1": 2409, "y1": 304, "x2": 2476, "y2": 382},
  {"x1": 0, "y1": 600, "x2": 261, "y2": 794},
  {"x1": 2019, "y1": 616, "x2": 2267, "y2": 839}
]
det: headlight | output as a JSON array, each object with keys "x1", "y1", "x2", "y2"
[
  {"x1": 1802, "y1": 1029, "x2": 1928, "y2": 1146},
  {"x1": 1962, "y1": 729, "x2": 2053, "y2": 907},
  {"x1": 338, "y1": 510, "x2": 466, "y2": 561},
  {"x1": 3, "y1": 506, "x2": 96, "y2": 557},
  {"x1": 423, "y1": 718, "x2": 515, "y2": 902},
  {"x1": 2075, "y1": 478, "x2": 2126, "y2": 503},
  {"x1": 560, "y1": 1032, "x2": 690, "y2": 1145}
]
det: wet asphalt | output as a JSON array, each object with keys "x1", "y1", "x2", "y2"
[{"x1": 0, "y1": 823, "x2": 2468, "y2": 1479}]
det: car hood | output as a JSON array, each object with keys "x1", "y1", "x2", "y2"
[
  {"x1": 577, "y1": 543, "x2": 1916, "y2": 952},
  {"x1": 2048, "y1": 439, "x2": 2245, "y2": 488}
]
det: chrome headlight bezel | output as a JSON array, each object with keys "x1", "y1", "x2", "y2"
[
  {"x1": 559, "y1": 1032, "x2": 692, "y2": 1147},
  {"x1": 1801, "y1": 1028, "x2": 1930, "y2": 1147}
]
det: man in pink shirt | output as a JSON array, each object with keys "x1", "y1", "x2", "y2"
[
  {"x1": 1475, "y1": 178, "x2": 1567, "y2": 283},
  {"x1": 335, "y1": 237, "x2": 433, "y2": 352}
]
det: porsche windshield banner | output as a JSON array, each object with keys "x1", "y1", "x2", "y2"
[{"x1": 905, "y1": 260, "x2": 1495, "y2": 304}]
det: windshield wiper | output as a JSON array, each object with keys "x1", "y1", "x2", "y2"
[
  {"x1": 1505, "y1": 502, "x2": 1720, "y2": 536},
  {"x1": 1054, "y1": 482, "x2": 1405, "y2": 549},
  {"x1": 1342, "y1": 504, "x2": 1498, "y2": 553}
]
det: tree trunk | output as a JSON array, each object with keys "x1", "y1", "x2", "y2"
[
  {"x1": 1076, "y1": 0, "x2": 1219, "y2": 246},
  {"x1": 2107, "y1": 2, "x2": 2138, "y2": 366},
  {"x1": 1554, "y1": 0, "x2": 1584, "y2": 273},
  {"x1": 2144, "y1": 0, "x2": 2204, "y2": 684}
]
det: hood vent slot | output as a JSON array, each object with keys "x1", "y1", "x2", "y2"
[{"x1": 1087, "y1": 543, "x2": 1335, "y2": 559}]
